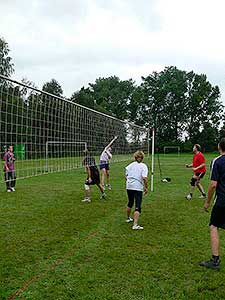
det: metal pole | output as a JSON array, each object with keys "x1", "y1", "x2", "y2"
[
  {"x1": 147, "y1": 129, "x2": 150, "y2": 158},
  {"x1": 45, "y1": 142, "x2": 48, "y2": 172},
  {"x1": 151, "y1": 128, "x2": 155, "y2": 192}
]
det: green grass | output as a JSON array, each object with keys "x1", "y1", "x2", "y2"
[{"x1": 1, "y1": 153, "x2": 225, "y2": 299}]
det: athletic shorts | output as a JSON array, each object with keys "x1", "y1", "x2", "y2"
[
  {"x1": 127, "y1": 190, "x2": 143, "y2": 213},
  {"x1": 209, "y1": 205, "x2": 225, "y2": 229},
  {"x1": 194, "y1": 172, "x2": 205, "y2": 179},
  {"x1": 100, "y1": 162, "x2": 110, "y2": 170},
  {"x1": 85, "y1": 167, "x2": 100, "y2": 185}
]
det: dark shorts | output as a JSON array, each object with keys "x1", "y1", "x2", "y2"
[
  {"x1": 209, "y1": 205, "x2": 225, "y2": 229},
  {"x1": 194, "y1": 172, "x2": 205, "y2": 179},
  {"x1": 127, "y1": 190, "x2": 143, "y2": 213},
  {"x1": 100, "y1": 162, "x2": 110, "y2": 170},
  {"x1": 85, "y1": 167, "x2": 100, "y2": 185}
]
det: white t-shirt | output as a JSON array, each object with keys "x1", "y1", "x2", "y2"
[
  {"x1": 100, "y1": 147, "x2": 112, "y2": 162},
  {"x1": 125, "y1": 161, "x2": 148, "y2": 191}
]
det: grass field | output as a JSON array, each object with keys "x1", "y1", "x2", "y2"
[{"x1": 1, "y1": 153, "x2": 225, "y2": 300}]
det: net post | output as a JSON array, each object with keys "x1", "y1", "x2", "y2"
[
  {"x1": 150, "y1": 128, "x2": 155, "y2": 192},
  {"x1": 147, "y1": 129, "x2": 150, "y2": 158},
  {"x1": 45, "y1": 141, "x2": 49, "y2": 172}
]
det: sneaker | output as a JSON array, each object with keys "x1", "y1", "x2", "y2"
[
  {"x1": 107, "y1": 184, "x2": 112, "y2": 190},
  {"x1": 132, "y1": 224, "x2": 144, "y2": 230},
  {"x1": 185, "y1": 194, "x2": 192, "y2": 200},
  {"x1": 11, "y1": 187, "x2": 15, "y2": 192},
  {"x1": 126, "y1": 217, "x2": 133, "y2": 223},
  {"x1": 7, "y1": 189, "x2": 12, "y2": 193},
  {"x1": 101, "y1": 193, "x2": 106, "y2": 199},
  {"x1": 199, "y1": 194, "x2": 207, "y2": 199},
  {"x1": 199, "y1": 259, "x2": 220, "y2": 270},
  {"x1": 81, "y1": 198, "x2": 91, "y2": 202}
]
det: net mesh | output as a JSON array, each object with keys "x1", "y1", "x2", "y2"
[{"x1": 0, "y1": 75, "x2": 149, "y2": 182}]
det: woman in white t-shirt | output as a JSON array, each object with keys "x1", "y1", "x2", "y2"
[{"x1": 125, "y1": 151, "x2": 148, "y2": 230}]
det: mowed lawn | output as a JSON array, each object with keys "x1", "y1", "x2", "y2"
[{"x1": 1, "y1": 153, "x2": 225, "y2": 300}]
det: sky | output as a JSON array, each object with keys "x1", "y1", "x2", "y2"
[{"x1": 1, "y1": 0, "x2": 225, "y2": 101}]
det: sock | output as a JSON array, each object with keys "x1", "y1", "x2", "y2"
[{"x1": 212, "y1": 255, "x2": 220, "y2": 263}]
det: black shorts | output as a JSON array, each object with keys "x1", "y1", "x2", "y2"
[
  {"x1": 127, "y1": 190, "x2": 143, "y2": 213},
  {"x1": 194, "y1": 172, "x2": 205, "y2": 179},
  {"x1": 85, "y1": 167, "x2": 100, "y2": 185},
  {"x1": 209, "y1": 205, "x2": 225, "y2": 229},
  {"x1": 100, "y1": 162, "x2": 110, "y2": 170}
]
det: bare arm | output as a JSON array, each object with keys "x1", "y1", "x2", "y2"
[
  {"x1": 4, "y1": 161, "x2": 9, "y2": 171},
  {"x1": 143, "y1": 177, "x2": 148, "y2": 195},
  {"x1": 193, "y1": 163, "x2": 206, "y2": 172},
  {"x1": 105, "y1": 136, "x2": 118, "y2": 149},
  {"x1": 204, "y1": 180, "x2": 217, "y2": 211},
  {"x1": 86, "y1": 166, "x2": 92, "y2": 181},
  {"x1": 186, "y1": 163, "x2": 193, "y2": 168},
  {"x1": 4, "y1": 156, "x2": 9, "y2": 171}
]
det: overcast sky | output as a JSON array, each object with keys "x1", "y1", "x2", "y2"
[{"x1": 1, "y1": 0, "x2": 225, "y2": 101}]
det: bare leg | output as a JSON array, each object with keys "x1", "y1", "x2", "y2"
[
  {"x1": 210, "y1": 225, "x2": 220, "y2": 256},
  {"x1": 106, "y1": 170, "x2": 110, "y2": 185},
  {"x1": 97, "y1": 183, "x2": 104, "y2": 193},
  {"x1": 101, "y1": 169, "x2": 106, "y2": 187},
  {"x1": 133, "y1": 211, "x2": 140, "y2": 226},
  {"x1": 127, "y1": 207, "x2": 131, "y2": 218},
  {"x1": 85, "y1": 188, "x2": 90, "y2": 198},
  {"x1": 189, "y1": 185, "x2": 195, "y2": 194},
  {"x1": 196, "y1": 181, "x2": 205, "y2": 194},
  {"x1": 189, "y1": 175, "x2": 198, "y2": 195}
]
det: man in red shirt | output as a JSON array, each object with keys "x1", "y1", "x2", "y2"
[{"x1": 185, "y1": 144, "x2": 206, "y2": 200}]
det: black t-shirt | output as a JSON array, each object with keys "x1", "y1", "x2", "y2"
[
  {"x1": 83, "y1": 156, "x2": 97, "y2": 168},
  {"x1": 211, "y1": 155, "x2": 225, "y2": 207}
]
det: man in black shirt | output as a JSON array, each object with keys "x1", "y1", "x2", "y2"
[
  {"x1": 200, "y1": 138, "x2": 225, "y2": 270},
  {"x1": 82, "y1": 151, "x2": 106, "y2": 202}
]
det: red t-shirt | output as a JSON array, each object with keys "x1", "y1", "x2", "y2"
[{"x1": 192, "y1": 152, "x2": 206, "y2": 174}]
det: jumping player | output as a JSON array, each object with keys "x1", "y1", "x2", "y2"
[
  {"x1": 82, "y1": 150, "x2": 106, "y2": 202},
  {"x1": 100, "y1": 136, "x2": 118, "y2": 190},
  {"x1": 185, "y1": 144, "x2": 206, "y2": 200},
  {"x1": 4, "y1": 145, "x2": 16, "y2": 192},
  {"x1": 125, "y1": 151, "x2": 148, "y2": 230}
]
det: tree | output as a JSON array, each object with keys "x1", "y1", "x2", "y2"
[
  {"x1": 185, "y1": 72, "x2": 222, "y2": 143},
  {"x1": 140, "y1": 67, "x2": 188, "y2": 146},
  {"x1": 89, "y1": 76, "x2": 135, "y2": 119},
  {"x1": 197, "y1": 122, "x2": 219, "y2": 152},
  {"x1": 0, "y1": 37, "x2": 14, "y2": 77},
  {"x1": 42, "y1": 79, "x2": 63, "y2": 97},
  {"x1": 70, "y1": 87, "x2": 95, "y2": 109},
  {"x1": 129, "y1": 66, "x2": 223, "y2": 151}
]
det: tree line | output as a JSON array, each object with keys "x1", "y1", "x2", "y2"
[{"x1": 1, "y1": 36, "x2": 224, "y2": 152}]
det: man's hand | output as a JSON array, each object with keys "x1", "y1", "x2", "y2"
[
  {"x1": 185, "y1": 164, "x2": 189, "y2": 168},
  {"x1": 144, "y1": 187, "x2": 148, "y2": 195},
  {"x1": 204, "y1": 200, "x2": 210, "y2": 212}
]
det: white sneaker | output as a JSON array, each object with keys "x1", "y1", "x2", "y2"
[
  {"x1": 126, "y1": 217, "x2": 133, "y2": 223},
  {"x1": 199, "y1": 195, "x2": 207, "y2": 199},
  {"x1": 7, "y1": 189, "x2": 12, "y2": 193},
  {"x1": 132, "y1": 224, "x2": 144, "y2": 230},
  {"x1": 82, "y1": 198, "x2": 91, "y2": 202},
  {"x1": 101, "y1": 193, "x2": 106, "y2": 199},
  {"x1": 11, "y1": 187, "x2": 15, "y2": 192},
  {"x1": 185, "y1": 194, "x2": 192, "y2": 200}
]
